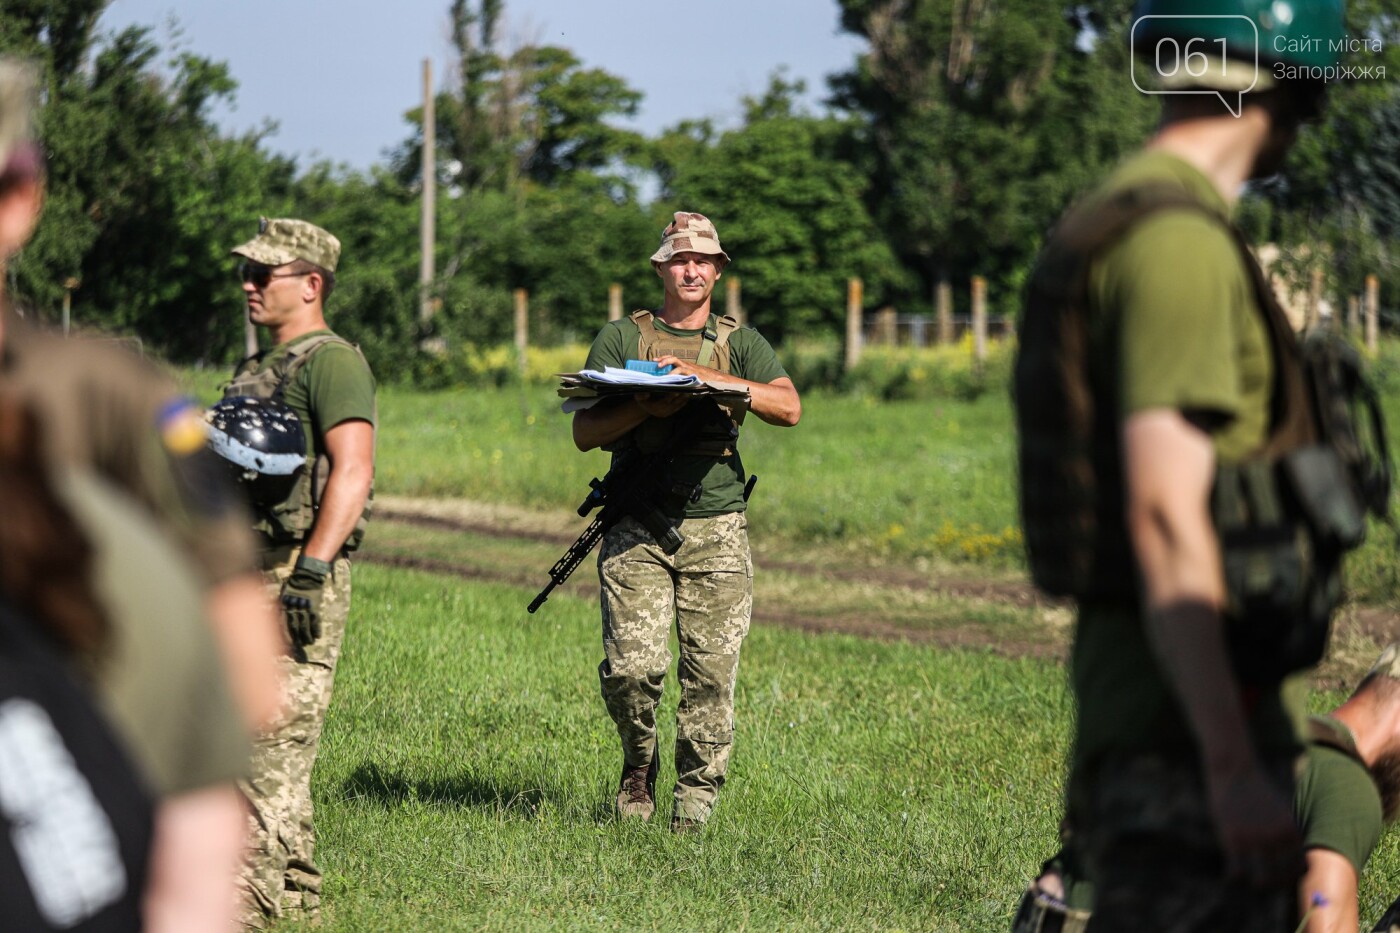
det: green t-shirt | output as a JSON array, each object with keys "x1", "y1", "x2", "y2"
[
  {"x1": 1296, "y1": 719, "x2": 1384, "y2": 873},
  {"x1": 1070, "y1": 150, "x2": 1300, "y2": 768},
  {"x1": 582, "y1": 314, "x2": 789, "y2": 517},
  {"x1": 256, "y1": 330, "x2": 377, "y2": 460}
]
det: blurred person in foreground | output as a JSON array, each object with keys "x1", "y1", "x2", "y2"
[
  {"x1": 1013, "y1": 1, "x2": 1353, "y2": 929},
  {"x1": 218, "y1": 217, "x2": 376, "y2": 928},
  {"x1": 572, "y1": 212, "x2": 800, "y2": 832},
  {"x1": 0, "y1": 63, "x2": 248, "y2": 930},
  {"x1": 0, "y1": 63, "x2": 283, "y2": 737}
]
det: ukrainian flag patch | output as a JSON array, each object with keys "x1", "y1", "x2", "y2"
[{"x1": 158, "y1": 398, "x2": 209, "y2": 456}]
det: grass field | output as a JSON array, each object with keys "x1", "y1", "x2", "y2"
[
  {"x1": 177, "y1": 369, "x2": 1400, "y2": 929},
  {"x1": 284, "y1": 565, "x2": 1397, "y2": 931}
]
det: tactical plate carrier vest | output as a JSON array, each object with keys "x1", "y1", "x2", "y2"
[
  {"x1": 1016, "y1": 184, "x2": 1390, "y2": 682},
  {"x1": 622, "y1": 309, "x2": 747, "y2": 457},
  {"x1": 224, "y1": 333, "x2": 373, "y2": 551}
]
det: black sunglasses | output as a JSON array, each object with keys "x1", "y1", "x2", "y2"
[{"x1": 239, "y1": 263, "x2": 311, "y2": 288}]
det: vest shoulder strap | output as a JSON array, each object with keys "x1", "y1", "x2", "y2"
[
  {"x1": 271, "y1": 333, "x2": 360, "y2": 401},
  {"x1": 696, "y1": 313, "x2": 737, "y2": 368},
  {"x1": 630, "y1": 308, "x2": 657, "y2": 345},
  {"x1": 711, "y1": 313, "x2": 740, "y2": 350}
]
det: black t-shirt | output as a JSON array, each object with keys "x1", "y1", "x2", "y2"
[{"x1": 0, "y1": 603, "x2": 152, "y2": 931}]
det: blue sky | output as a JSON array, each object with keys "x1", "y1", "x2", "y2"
[{"x1": 101, "y1": 0, "x2": 868, "y2": 171}]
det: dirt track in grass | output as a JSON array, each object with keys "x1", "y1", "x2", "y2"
[{"x1": 365, "y1": 496, "x2": 1399, "y2": 682}]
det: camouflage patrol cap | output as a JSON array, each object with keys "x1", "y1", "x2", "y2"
[
  {"x1": 650, "y1": 211, "x2": 730, "y2": 266},
  {"x1": 0, "y1": 59, "x2": 38, "y2": 177},
  {"x1": 1370, "y1": 643, "x2": 1400, "y2": 681},
  {"x1": 232, "y1": 217, "x2": 341, "y2": 272}
]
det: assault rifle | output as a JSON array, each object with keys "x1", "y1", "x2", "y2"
[{"x1": 528, "y1": 407, "x2": 709, "y2": 614}]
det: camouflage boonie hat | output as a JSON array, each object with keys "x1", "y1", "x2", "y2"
[
  {"x1": 232, "y1": 217, "x2": 341, "y2": 272},
  {"x1": 650, "y1": 211, "x2": 730, "y2": 266},
  {"x1": 1370, "y1": 643, "x2": 1400, "y2": 681},
  {"x1": 0, "y1": 59, "x2": 38, "y2": 176}
]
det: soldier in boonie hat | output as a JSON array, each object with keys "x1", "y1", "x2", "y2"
[
  {"x1": 232, "y1": 217, "x2": 341, "y2": 273},
  {"x1": 650, "y1": 211, "x2": 730, "y2": 267},
  {"x1": 574, "y1": 204, "x2": 801, "y2": 835}
]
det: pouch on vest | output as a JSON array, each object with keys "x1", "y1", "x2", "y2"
[
  {"x1": 617, "y1": 310, "x2": 745, "y2": 458},
  {"x1": 224, "y1": 333, "x2": 374, "y2": 551},
  {"x1": 1213, "y1": 458, "x2": 1335, "y2": 682},
  {"x1": 1212, "y1": 329, "x2": 1389, "y2": 680}
]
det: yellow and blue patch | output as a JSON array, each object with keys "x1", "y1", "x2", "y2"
[{"x1": 157, "y1": 398, "x2": 209, "y2": 457}]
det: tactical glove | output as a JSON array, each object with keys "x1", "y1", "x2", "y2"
[{"x1": 281, "y1": 557, "x2": 330, "y2": 649}]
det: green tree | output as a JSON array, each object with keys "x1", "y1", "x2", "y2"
[
  {"x1": 1242, "y1": 1, "x2": 1400, "y2": 312},
  {"x1": 658, "y1": 73, "x2": 910, "y2": 342},
  {"x1": 832, "y1": 0, "x2": 1155, "y2": 315},
  {"x1": 6, "y1": 13, "x2": 296, "y2": 362}
]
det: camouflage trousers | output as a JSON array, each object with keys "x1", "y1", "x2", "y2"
[
  {"x1": 237, "y1": 550, "x2": 352, "y2": 930},
  {"x1": 1069, "y1": 751, "x2": 1299, "y2": 933},
  {"x1": 598, "y1": 512, "x2": 753, "y2": 823}
]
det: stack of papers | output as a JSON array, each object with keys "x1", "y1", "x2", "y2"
[
  {"x1": 557, "y1": 367, "x2": 750, "y2": 413},
  {"x1": 571, "y1": 367, "x2": 699, "y2": 388}
]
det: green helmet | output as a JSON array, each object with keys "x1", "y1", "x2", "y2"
[{"x1": 1133, "y1": 0, "x2": 1346, "y2": 72}]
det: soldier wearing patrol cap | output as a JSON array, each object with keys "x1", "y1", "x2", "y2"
[
  {"x1": 223, "y1": 216, "x2": 376, "y2": 927},
  {"x1": 1013, "y1": 1, "x2": 1349, "y2": 928},
  {"x1": 572, "y1": 211, "x2": 801, "y2": 833}
]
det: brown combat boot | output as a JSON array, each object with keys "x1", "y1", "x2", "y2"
[{"x1": 615, "y1": 757, "x2": 658, "y2": 821}]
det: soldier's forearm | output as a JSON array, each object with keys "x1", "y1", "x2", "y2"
[
  {"x1": 301, "y1": 465, "x2": 372, "y2": 562},
  {"x1": 573, "y1": 398, "x2": 649, "y2": 451},
  {"x1": 747, "y1": 378, "x2": 801, "y2": 426}
]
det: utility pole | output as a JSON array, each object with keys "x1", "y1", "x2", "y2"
[{"x1": 419, "y1": 58, "x2": 436, "y2": 326}]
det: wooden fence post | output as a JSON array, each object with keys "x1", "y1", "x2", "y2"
[
  {"x1": 608, "y1": 283, "x2": 622, "y2": 322},
  {"x1": 876, "y1": 306, "x2": 898, "y2": 345},
  {"x1": 726, "y1": 277, "x2": 744, "y2": 326},
  {"x1": 1366, "y1": 275, "x2": 1380, "y2": 354},
  {"x1": 514, "y1": 288, "x2": 529, "y2": 378},
  {"x1": 971, "y1": 276, "x2": 988, "y2": 368},
  {"x1": 1347, "y1": 294, "x2": 1361, "y2": 334},
  {"x1": 936, "y1": 279, "x2": 953, "y2": 344},
  {"x1": 845, "y1": 278, "x2": 864, "y2": 372},
  {"x1": 1308, "y1": 267, "x2": 1323, "y2": 330}
]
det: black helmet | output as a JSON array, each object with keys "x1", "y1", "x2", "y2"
[{"x1": 205, "y1": 396, "x2": 307, "y2": 506}]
